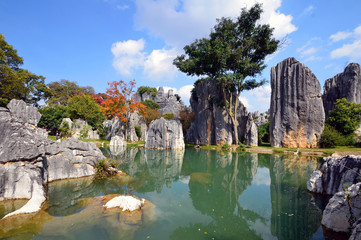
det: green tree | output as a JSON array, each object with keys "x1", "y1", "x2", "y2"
[
  {"x1": 47, "y1": 79, "x2": 94, "y2": 105},
  {"x1": 327, "y1": 98, "x2": 361, "y2": 136},
  {"x1": 137, "y1": 86, "x2": 157, "y2": 98},
  {"x1": 174, "y1": 4, "x2": 278, "y2": 144},
  {"x1": 0, "y1": 33, "x2": 51, "y2": 107},
  {"x1": 67, "y1": 94, "x2": 105, "y2": 130},
  {"x1": 38, "y1": 105, "x2": 70, "y2": 133},
  {"x1": 141, "y1": 99, "x2": 160, "y2": 109}
]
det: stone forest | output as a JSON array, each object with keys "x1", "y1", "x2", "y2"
[{"x1": 2, "y1": 3, "x2": 361, "y2": 240}]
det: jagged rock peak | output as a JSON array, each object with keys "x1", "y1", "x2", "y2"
[
  {"x1": 269, "y1": 57, "x2": 325, "y2": 148},
  {"x1": 322, "y1": 62, "x2": 361, "y2": 117}
]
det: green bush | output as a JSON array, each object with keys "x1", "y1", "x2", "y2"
[
  {"x1": 319, "y1": 125, "x2": 355, "y2": 148},
  {"x1": 163, "y1": 112, "x2": 175, "y2": 120},
  {"x1": 58, "y1": 121, "x2": 71, "y2": 138},
  {"x1": 38, "y1": 105, "x2": 70, "y2": 134},
  {"x1": 134, "y1": 125, "x2": 142, "y2": 138},
  {"x1": 94, "y1": 159, "x2": 117, "y2": 179},
  {"x1": 137, "y1": 86, "x2": 158, "y2": 97},
  {"x1": 258, "y1": 122, "x2": 270, "y2": 143},
  {"x1": 141, "y1": 99, "x2": 160, "y2": 109},
  {"x1": 222, "y1": 143, "x2": 230, "y2": 150}
]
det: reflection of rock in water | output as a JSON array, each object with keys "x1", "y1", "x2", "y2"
[
  {"x1": 124, "y1": 149, "x2": 184, "y2": 193},
  {"x1": 269, "y1": 154, "x2": 322, "y2": 240},
  {"x1": 187, "y1": 151, "x2": 258, "y2": 216}
]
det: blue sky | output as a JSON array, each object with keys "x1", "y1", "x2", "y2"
[{"x1": 1, "y1": 0, "x2": 360, "y2": 112}]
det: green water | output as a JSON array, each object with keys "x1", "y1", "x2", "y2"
[{"x1": 0, "y1": 148, "x2": 340, "y2": 239}]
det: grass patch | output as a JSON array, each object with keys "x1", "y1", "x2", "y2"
[
  {"x1": 127, "y1": 140, "x2": 145, "y2": 148},
  {"x1": 273, "y1": 149, "x2": 284, "y2": 154}
]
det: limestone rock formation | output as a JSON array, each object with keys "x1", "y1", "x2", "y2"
[
  {"x1": 307, "y1": 155, "x2": 361, "y2": 195},
  {"x1": 270, "y1": 57, "x2": 325, "y2": 148},
  {"x1": 245, "y1": 114, "x2": 258, "y2": 146},
  {"x1": 350, "y1": 219, "x2": 361, "y2": 240},
  {"x1": 144, "y1": 118, "x2": 185, "y2": 149},
  {"x1": 321, "y1": 182, "x2": 361, "y2": 233},
  {"x1": 185, "y1": 79, "x2": 249, "y2": 145},
  {"x1": 0, "y1": 99, "x2": 104, "y2": 218},
  {"x1": 60, "y1": 118, "x2": 99, "y2": 139},
  {"x1": 251, "y1": 110, "x2": 269, "y2": 126},
  {"x1": 109, "y1": 135, "x2": 126, "y2": 147},
  {"x1": 323, "y1": 63, "x2": 361, "y2": 117}
]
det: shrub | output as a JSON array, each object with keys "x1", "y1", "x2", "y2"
[
  {"x1": 273, "y1": 149, "x2": 284, "y2": 154},
  {"x1": 319, "y1": 125, "x2": 355, "y2": 148},
  {"x1": 222, "y1": 143, "x2": 230, "y2": 150},
  {"x1": 58, "y1": 121, "x2": 71, "y2": 138},
  {"x1": 134, "y1": 125, "x2": 142, "y2": 138},
  {"x1": 163, "y1": 112, "x2": 175, "y2": 120},
  {"x1": 237, "y1": 146, "x2": 246, "y2": 152},
  {"x1": 80, "y1": 124, "x2": 91, "y2": 139},
  {"x1": 141, "y1": 99, "x2": 160, "y2": 109},
  {"x1": 178, "y1": 108, "x2": 195, "y2": 135},
  {"x1": 94, "y1": 159, "x2": 117, "y2": 179},
  {"x1": 145, "y1": 108, "x2": 161, "y2": 126},
  {"x1": 137, "y1": 86, "x2": 158, "y2": 97},
  {"x1": 258, "y1": 122, "x2": 270, "y2": 143}
]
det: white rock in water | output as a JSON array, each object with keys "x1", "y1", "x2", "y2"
[{"x1": 104, "y1": 196, "x2": 145, "y2": 211}]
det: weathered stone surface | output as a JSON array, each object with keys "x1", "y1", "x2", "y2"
[
  {"x1": 323, "y1": 63, "x2": 361, "y2": 117},
  {"x1": 186, "y1": 79, "x2": 248, "y2": 145},
  {"x1": 109, "y1": 135, "x2": 127, "y2": 147},
  {"x1": 145, "y1": 118, "x2": 184, "y2": 149},
  {"x1": 245, "y1": 114, "x2": 258, "y2": 146},
  {"x1": 350, "y1": 219, "x2": 361, "y2": 240},
  {"x1": 307, "y1": 155, "x2": 361, "y2": 195},
  {"x1": 270, "y1": 57, "x2": 325, "y2": 148},
  {"x1": 103, "y1": 117, "x2": 124, "y2": 140},
  {"x1": 60, "y1": 118, "x2": 99, "y2": 139},
  {"x1": 0, "y1": 100, "x2": 105, "y2": 218},
  {"x1": 321, "y1": 182, "x2": 361, "y2": 233},
  {"x1": 7, "y1": 99, "x2": 41, "y2": 125},
  {"x1": 251, "y1": 110, "x2": 269, "y2": 126}
]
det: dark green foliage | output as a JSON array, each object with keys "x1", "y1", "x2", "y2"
[
  {"x1": 67, "y1": 94, "x2": 105, "y2": 130},
  {"x1": 97, "y1": 126, "x2": 108, "y2": 139},
  {"x1": 327, "y1": 98, "x2": 361, "y2": 136},
  {"x1": 38, "y1": 105, "x2": 70, "y2": 134},
  {"x1": 174, "y1": 4, "x2": 278, "y2": 144},
  {"x1": 145, "y1": 108, "x2": 161, "y2": 126},
  {"x1": 141, "y1": 99, "x2": 160, "y2": 109},
  {"x1": 163, "y1": 112, "x2": 175, "y2": 120},
  {"x1": 137, "y1": 86, "x2": 157, "y2": 97},
  {"x1": 0, "y1": 33, "x2": 51, "y2": 107},
  {"x1": 134, "y1": 125, "x2": 142, "y2": 138},
  {"x1": 58, "y1": 121, "x2": 71, "y2": 138},
  {"x1": 178, "y1": 108, "x2": 195, "y2": 136},
  {"x1": 319, "y1": 125, "x2": 355, "y2": 148},
  {"x1": 174, "y1": 94, "x2": 181, "y2": 101},
  {"x1": 258, "y1": 122, "x2": 270, "y2": 143}
]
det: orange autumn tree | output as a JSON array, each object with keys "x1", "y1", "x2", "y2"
[{"x1": 101, "y1": 80, "x2": 146, "y2": 140}]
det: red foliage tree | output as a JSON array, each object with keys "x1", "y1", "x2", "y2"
[{"x1": 101, "y1": 80, "x2": 146, "y2": 139}]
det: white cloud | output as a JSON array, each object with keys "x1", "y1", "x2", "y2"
[
  {"x1": 144, "y1": 48, "x2": 179, "y2": 80},
  {"x1": 241, "y1": 85, "x2": 271, "y2": 112},
  {"x1": 331, "y1": 25, "x2": 361, "y2": 60},
  {"x1": 301, "y1": 5, "x2": 314, "y2": 16},
  {"x1": 239, "y1": 96, "x2": 252, "y2": 109},
  {"x1": 330, "y1": 31, "x2": 353, "y2": 43},
  {"x1": 296, "y1": 38, "x2": 322, "y2": 62},
  {"x1": 134, "y1": 0, "x2": 297, "y2": 49},
  {"x1": 111, "y1": 39, "x2": 145, "y2": 75},
  {"x1": 117, "y1": 4, "x2": 129, "y2": 10}
]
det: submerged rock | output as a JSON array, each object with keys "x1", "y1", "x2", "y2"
[
  {"x1": 269, "y1": 57, "x2": 325, "y2": 148},
  {"x1": 145, "y1": 118, "x2": 184, "y2": 149},
  {"x1": 323, "y1": 63, "x2": 361, "y2": 117},
  {"x1": 307, "y1": 155, "x2": 361, "y2": 195}
]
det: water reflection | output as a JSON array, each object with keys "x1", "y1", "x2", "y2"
[{"x1": 0, "y1": 149, "x2": 327, "y2": 240}]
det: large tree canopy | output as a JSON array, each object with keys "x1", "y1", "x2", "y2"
[
  {"x1": 0, "y1": 33, "x2": 51, "y2": 107},
  {"x1": 174, "y1": 4, "x2": 278, "y2": 144},
  {"x1": 47, "y1": 79, "x2": 95, "y2": 105}
]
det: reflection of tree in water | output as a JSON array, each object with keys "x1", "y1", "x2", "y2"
[
  {"x1": 107, "y1": 148, "x2": 184, "y2": 193},
  {"x1": 269, "y1": 154, "x2": 323, "y2": 240},
  {"x1": 172, "y1": 150, "x2": 262, "y2": 239}
]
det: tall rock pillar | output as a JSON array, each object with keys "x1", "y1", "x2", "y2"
[{"x1": 270, "y1": 57, "x2": 325, "y2": 148}]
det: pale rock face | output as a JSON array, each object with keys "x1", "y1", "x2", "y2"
[
  {"x1": 245, "y1": 114, "x2": 258, "y2": 146},
  {"x1": 60, "y1": 118, "x2": 99, "y2": 139},
  {"x1": 145, "y1": 118, "x2": 184, "y2": 149},
  {"x1": 109, "y1": 135, "x2": 127, "y2": 147},
  {"x1": 104, "y1": 195, "x2": 145, "y2": 211},
  {"x1": 307, "y1": 155, "x2": 361, "y2": 195},
  {"x1": 321, "y1": 183, "x2": 361, "y2": 233},
  {"x1": 270, "y1": 57, "x2": 325, "y2": 148},
  {"x1": 0, "y1": 99, "x2": 105, "y2": 218},
  {"x1": 323, "y1": 63, "x2": 361, "y2": 117}
]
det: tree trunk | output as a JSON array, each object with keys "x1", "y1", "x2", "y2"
[{"x1": 222, "y1": 86, "x2": 239, "y2": 145}]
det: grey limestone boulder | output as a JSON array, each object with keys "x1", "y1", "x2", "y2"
[
  {"x1": 350, "y1": 219, "x2": 361, "y2": 240},
  {"x1": 145, "y1": 118, "x2": 184, "y2": 149},
  {"x1": 109, "y1": 135, "x2": 126, "y2": 147},
  {"x1": 307, "y1": 155, "x2": 361, "y2": 195},
  {"x1": 321, "y1": 182, "x2": 361, "y2": 233},
  {"x1": 323, "y1": 63, "x2": 361, "y2": 117},
  {"x1": 0, "y1": 99, "x2": 105, "y2": 218},
  {"x1": 270, "y1": 57, "x2": 325, "y2": 148},
  {"x1": 186, "y1": 79, "x2": 249, "y2": 145},
  {"x1": 245, "y1": 114, "x2": 258, "y2": 146},
  {"x1": 60, "y1": 118, "x2": 99, "y2": 139}
]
